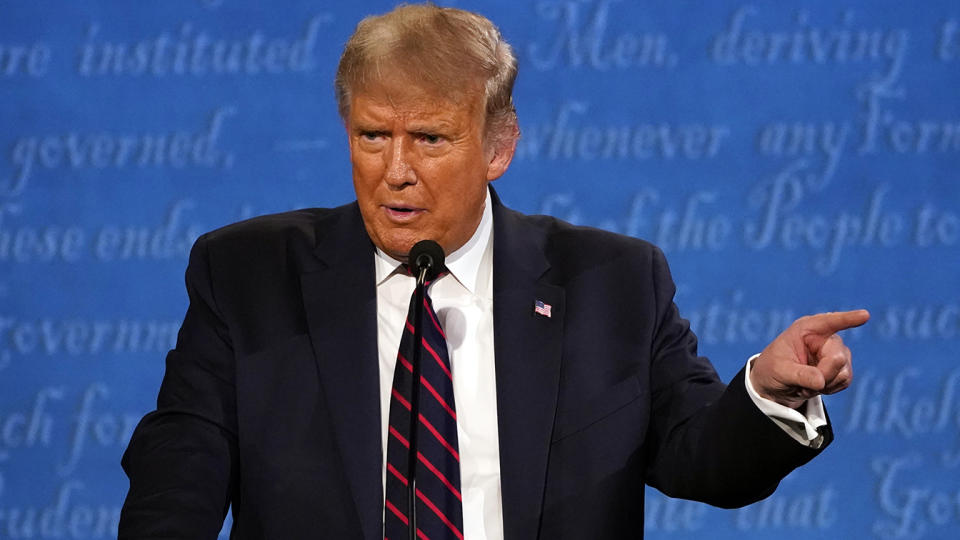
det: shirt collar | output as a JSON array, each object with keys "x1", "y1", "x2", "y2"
[{"x1": 374, "y1": 187, "x2": 493, "y2": 295}]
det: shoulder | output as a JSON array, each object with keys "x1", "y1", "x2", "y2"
[
  {"x1": 195, "y1": 203, "x2": 358, "y2": 262},
  {"x1": 503, "y1": 206, "x2": 666, "y2": 274},
  {"x1": 204, "y1": 203, "x2": 356, "y2": 247},
  {"x1": 495, "y1": 203, "x2": 677, "y2": 317},
  {"x1": 182, "y1": 203, "x2": 362, "y2": 293},
  {"x1": 180, "y1": 203, "x2": 361, "y2": 326}
]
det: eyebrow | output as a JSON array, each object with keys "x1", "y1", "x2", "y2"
[{"x1": 406, "y1": 119, "x2": 456, "y2": 133}]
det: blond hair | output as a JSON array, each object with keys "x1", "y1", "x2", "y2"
[{"x1": 335, "y1": 3, "x2": 519, "y2": 146}]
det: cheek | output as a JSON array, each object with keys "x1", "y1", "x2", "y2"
[
  {"x1": 351, "y1": 158, "x2": 383, "y2": 195},
  {"x1": 353, "y1": 153, "x2": 380, "y2": 175},
  {"x1": 440, "y1": 178, "x2": 486, "y2": 223}
]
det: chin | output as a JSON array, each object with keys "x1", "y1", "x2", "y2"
[{"x1": 379, "y1": 237, "x2": 417, "y2": 261}]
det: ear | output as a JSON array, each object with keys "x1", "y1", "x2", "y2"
[{"x1": 485, "y1": 126, "x2": 518, "y2": 181}]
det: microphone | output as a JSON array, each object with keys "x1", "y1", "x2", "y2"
[
  {"x1": 404, "y1": 239, "x2": 445, "y2": 540},
  {"x1": 409, "y1": 239, "x2": 445, "y2": 284}
]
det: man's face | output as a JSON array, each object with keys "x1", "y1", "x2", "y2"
[{"x1": 347, "y1": 80, "x2": 512, "y2": 261}]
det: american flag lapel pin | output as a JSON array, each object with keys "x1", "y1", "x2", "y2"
[{"x1": 534, "y1": 299, "x2": 552, "y2": 318}]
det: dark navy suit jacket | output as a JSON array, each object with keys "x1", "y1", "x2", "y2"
[{"x1": 120, "y1": 190, "x2": 829, "y2": 539}]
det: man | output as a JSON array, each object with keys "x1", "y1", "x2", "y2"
[{"x1": 119, "y1": 4, "x2": 869, "y2": 539}]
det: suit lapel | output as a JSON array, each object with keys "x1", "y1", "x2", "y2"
[
  {"x1": 300, "y1": 204, "x2": 382, "y2": 540},
  {"x1": 492, "y1": 198, "x2": 565, "y2": 540}
]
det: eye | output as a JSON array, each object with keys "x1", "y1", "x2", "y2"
[
  {"x1": 417, "y1": 133, "x2": 443, "y2": 145},
  {"x1": 359, "y1": 130, "x2": 386, "y2": 142}
]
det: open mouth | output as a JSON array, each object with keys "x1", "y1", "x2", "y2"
[{"x1": 384, "y1": 205, "x2": 424, "y2": 220}]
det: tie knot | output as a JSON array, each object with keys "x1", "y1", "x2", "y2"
[{"x1": 404, "y1": 264, "x2": 448, "y2": 287}]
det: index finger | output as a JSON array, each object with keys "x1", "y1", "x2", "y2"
[{"x1": 799, "y1": 309, "x2": 871, "y2": 336}]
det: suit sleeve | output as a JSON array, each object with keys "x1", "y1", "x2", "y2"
[
  {"x1": 642, "y1": 247, "x2": 830, "y2": 508},
  {"x1": 119, "y1": 234, "x2": 238, "y2": 538}
]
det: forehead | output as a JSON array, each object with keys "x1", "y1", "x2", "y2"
[{"x1": 348, "y1": 78, "x2": 485, "y2": 127}]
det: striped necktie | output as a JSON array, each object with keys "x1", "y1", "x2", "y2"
[{"x1": 384, "y1": 276, "x2": 463, "y2": 540}]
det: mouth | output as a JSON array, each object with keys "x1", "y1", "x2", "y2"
[{"x1": 383, "y1": 204, "x2": 425, "y2": 221}]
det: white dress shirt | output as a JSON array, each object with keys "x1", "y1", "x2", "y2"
[{"x1": 374, "y1": 188, "x2": 827, "y2": 539}]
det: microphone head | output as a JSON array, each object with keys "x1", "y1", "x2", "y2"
[{"x1": 409, "y1": 240, "x2": 446, "y2": 280}]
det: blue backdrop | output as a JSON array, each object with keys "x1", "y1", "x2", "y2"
[{"x1": 2, "y1": 1, "x2": 958, "y2": 538}]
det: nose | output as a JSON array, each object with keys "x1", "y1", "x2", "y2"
[{"x1": 383, "y1": 136, "x2": 416, "y2": 187}]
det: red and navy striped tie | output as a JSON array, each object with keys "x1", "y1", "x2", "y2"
[{"x1": 384, "y1": 277, "x2": 463, "y2": 540}]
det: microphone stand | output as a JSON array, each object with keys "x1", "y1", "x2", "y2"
[{"x1": 407, "y1": 264, "x2": 428, "y2": 540}]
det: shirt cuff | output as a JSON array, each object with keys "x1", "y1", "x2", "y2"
[{"x1": 744, "y1": 354, "x2": 829, "y2": 448}]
